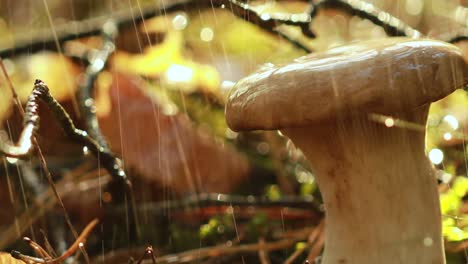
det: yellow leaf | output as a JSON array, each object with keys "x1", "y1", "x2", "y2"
[{"x1": 0, "y1": 252, "x2": 24, "y2": 264}]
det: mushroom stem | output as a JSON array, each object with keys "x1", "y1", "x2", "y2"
[{"x1": 283, "y1": 106, "x2": 444, "y2": 263}]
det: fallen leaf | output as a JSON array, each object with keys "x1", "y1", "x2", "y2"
[
  {"x1": 0, "y1": 252, "x2": 23, "y2": 264},
  {"x1": 98, "y1": 72, "x2": 250, "y2": 194}
]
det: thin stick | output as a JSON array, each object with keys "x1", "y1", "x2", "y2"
[
  {"x1": 0, "y1": 59, "x2": 23, "y2": 115},
  {"x1": 284, "y1": 220, "x2": 324, "y2": 264},
  {"x1": 305, "y1": 225, "x2": 325, "y2": 262},
  {"x1": 23, "y1": 237, "x2": 51, "y2": 259},
  {"x1": 0, "y1": 168, "x2": 110, "y2": 249},
  {"x1": 258, "y1": 238, "x2": 271, "y2": 264},
  {"x1": 136, "y1": 246, "x2": 158, "y2": 264},
  {"x1": 140, "y1": 237, "x2": 307, "y2": 263},
  {"x1": 39, "y1": 229, "x2": 58, "y2": 258},
  {"x1": 11, "y1": 219, "x2": 99, "y2": 264},
  {"x1": 78, "y1": 20, "x2": 117, "y2": 151}
]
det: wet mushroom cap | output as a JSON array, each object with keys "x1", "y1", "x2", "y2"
[{"x1": 226, "y1": 38, "x2": 468, "y2": 131}]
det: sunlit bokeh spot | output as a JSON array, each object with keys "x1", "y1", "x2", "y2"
[
  {"x1": 423, "y1": 237, "x2": 433, "y2": 247},
  {"x1": 6, "y1": 157, "x2": 18, "y2": 164},
  {"x1": 405, "y1": 0, "x2": 423, "y2": 16},
  {"x1": 443, "y1": 132, "x2": 452, "y2": 141},
  {"x1": 429, "y1": 148, "x2": 444, "y2": 165},
  {"x1": 225, "y1": 128, "x2": 238, "y2": 139},
  {"x1": 257, "y1": 142, "x2": 270, "y2": 155},
  {"x1": 440, "y1": 172, "x2": 452, "y2": 184},
  {"x1": 83, "y1": 146, "x2": 89, "y2": 155},
  {"x1": 200, "y1": 27, "x2": 214, "y2": 42},
  {"x1": 260, "y1": 13, "x2": 271, "y2": 20},
  {"x1": 221, "y1": 80, "x2": 235, "y2": 91},
  {"x1": 166, "y1": 64, "x2": 194, "y2": 83},
  {"x1": 443, "y1": 115, "x2": 459, "y2": 130},
  {"x1": 384, "y1": 117, "x2": 394, "y2": 127},
  {"x1": 172, "y1": 13, "x2": 188, "y2": 30}
]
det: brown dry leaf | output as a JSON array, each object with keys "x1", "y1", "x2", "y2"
[
  {"x1": 0, "y1": 253, "x2": 23, "y2": 264},
  {"x1": 98, "y1": 72, "x2": 249, "y2": 194}
]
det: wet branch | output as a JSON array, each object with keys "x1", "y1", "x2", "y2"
[
  {"x1": 78, "y1": 20, "x2": 117, "y2": 153},
  {"x1": 11, "y1": 219, "x2": 99, "y2": 264},
  {"x1": 0, "y1": 80, "x2": 129, "y2": 186},
  {"x1": 311, "y1": 0, "x2": 423, "y2": 38},
  {"x1": 311, "y1": 0, "x2": 467, "y2": 43},
  {"x1": 0, "y1": 0, "x2": 314, "y2": 58},
  {"x1": 76, "y1": 20, "x2": 141, "y2": 241}
]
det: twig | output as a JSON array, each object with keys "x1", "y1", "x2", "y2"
[
  {"x1": 143, "y1": 193, "x2": 322, "y2": 210},
  {"x1": 437, "y1": 28, "x2": 468, "y2": 44},
  {"x1": 0, "y1": 166, "x2": 110, "y2": 249},
  {"x1": 39, "y1": 229, "x2": 58, "y2": 258},
  {"x1": 23, "y1": 237, "x2": 51, "y2": 259},
  {"x1": 0, "y1": 0, "x2": 314, "y2": 58},
  {"x1": 78, "y1": 20, "x2": 117, "y2": 151},
  {"x1": 305, "y1": 224, "x2": 325, "y2": 263},
  {"x1": 0, "y1": 58, "x2": 23, "y2": 114},
  {"x1": 258, "y1": 237, "x2": 271, "y2": 264},
  {"x1": 224, "y1": 0, "x2": 313, "y2": 38},
  {"x1": 1, "y1": 61, "x2": 88, "y2": 258},
  {"x1": 76, "y1": 21, "x2": 141, "y2": 242},
  {"x1": 0, "y1": 80, "x2": 130, "y2": 186},
  {"x1": 312, "y1": 0, "x2": 422, "y2": 38},
  {"x1": 311, "y1": 0, "x2": 467, "y2": 43},
  {"x1": 11, "y1": 219, "x2": 99, "y2": 264},
  {"x1": 136, "y1": 246, "x2": 158, "y2": 264},
  {"x1": 283, "y1": 220, "x2": 324, "y2": 264},
  {"x1": 142, "y1": 237, "x2": 303, "y2": 263}
]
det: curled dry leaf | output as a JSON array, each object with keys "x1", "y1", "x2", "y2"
[
  {"x1": 0, "y1": 252, "x2": 23, "y2": 264},
  {"x1": 97, "y1": 72, "x2": 250, "y2": 194}
]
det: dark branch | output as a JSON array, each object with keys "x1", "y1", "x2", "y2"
[
  {"x1": 0, "y1": 0, "x2": 314, "y2": 58},
  {"x1": 0, "y1": 80, "x2": 129, "y2": 186},
  {"x1": 78, "y1": 20, "x2": 117, "y2": 151},
  {"x1": 312, "y1": 0, "x2": 423, "y2": 38},
  {"x1": 440, "y1": 27, "x2": 468, "y2": 44},
  {"x1": 115, "y1": 193, "x2": 323, "y2": 214}
]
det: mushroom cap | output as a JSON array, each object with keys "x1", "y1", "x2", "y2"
[{"x1": 226, "y1": 38, "x2": 468, "y2": 131}]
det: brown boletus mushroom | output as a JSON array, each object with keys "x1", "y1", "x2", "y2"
[{"x1": 226, "y1": 38, "x2": 468, "y2": 263}]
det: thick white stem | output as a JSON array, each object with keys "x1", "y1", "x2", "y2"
[{"x1": 283, "y1": 108, "x2": 444, "y2": 263}]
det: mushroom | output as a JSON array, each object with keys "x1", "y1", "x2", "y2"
[{"x1": 226, "y1": 38, "x2": 467, "y2": 263}]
